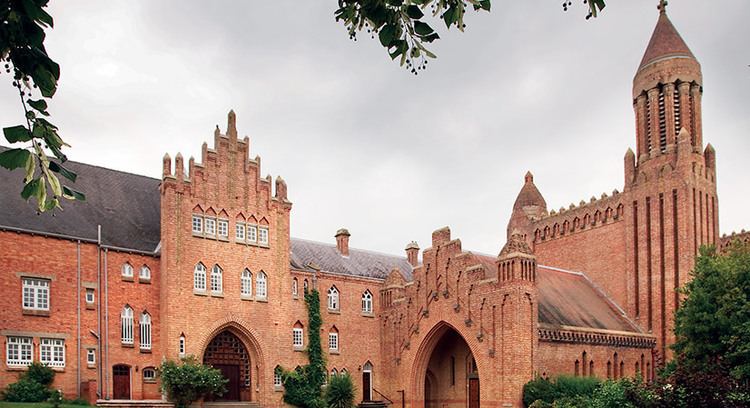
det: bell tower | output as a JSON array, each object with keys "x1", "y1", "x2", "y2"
[{"x1": 624, "y1": 1, "x2": 719, "y2": 362}]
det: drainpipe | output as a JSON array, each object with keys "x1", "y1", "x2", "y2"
[
  {"x1": 104, "y1": 247, "x2": 109, "y2": 399},
  {"x1": 97, "y1": 226, "x2": 102, "y2": 399},
  {"x1": 76, "y1": 241, "x2": 82, "y2": 398}
]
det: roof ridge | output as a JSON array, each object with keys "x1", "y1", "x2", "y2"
[
  {"x1": 290, "y1": 237, "x2": 409, "y2": 261},
  {"x1": 0, "y1": 145, "x2": 160, "y2": 182}
]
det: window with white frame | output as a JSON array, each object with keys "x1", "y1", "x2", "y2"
[
  {"x1": 194, "y1": 263, "x2": 206, "y2": 291},
  {"x1": 218, "y1": 219, "x2": 229, "y2": 238},
  {"x1": 85, "y1": 288, "x2": 95, "y2": 304},
  {"x1": 6, "y1": 336, "x2": 33, "y2": 366},
  {"x1": 143, "y1": 367, "x2": 157, "y2": 382},
  {"x1": 205, "y1": 218, "x2": 216, "y2": 236},
  {"x1": 247, "y1": 225, "x2": 257, "y2": 243},
  {"x1": 331, "y1": 368, "x2": 338, "y2": 377},
  {"x1": 192, "y1": 214, "x2": 203, "y2": 234},
  {"x1": 241, "y1": 269, "x2": 253, "y2": 296},
  {"x1": 362, "y1": 290, "x2": 373, "y2": 314},
  {"x1": 292, "y1": 278, "x2": 298, "y2": 298},
  {"x1": 140, "y1": 312, "x2": 152, "y2": 350},
  {"x1": 179, "y1": 335, "x2": 186, "y2": 356},
  {"x1": 210, "y1": 264, "x2": 223, "y2": 294},
  {"x1": 259, "y1": 226, "x2": 269, "y2": 245},
  {"x1": 22, "y1": 277, "x2": 49, "y2": 311},
  {"x1": 121, "y1": 306, "x2": 134, "y2": 344},
  {"x1": 256, "y1": 271, "x2": 267, "y2": 299},
  {"x1": 236, "y1": 222, "x2": 246, "y2": 241},
  {"x1": 292, "y1": 327, "x2": 303, "y2": 348},
  {"x1": 327, "y1": 286, "x2": 339, "y2": 311},
  {"x1": 274, "y1": 366, "x2": 283, "y2": 387},
  {"x1": 40, "y1": 338, "x2": 65, "y2": 368},
  {"x1": 87, "y1": 348, "x2": 96, "y2": 365},
  {"x1": 341, "y1": 368, "x2": 348, "y2": 376},
  {"x1": 122, "y1": 263, "x2": 134, "y2": 278},
  {"x1": 140, "y1": 265, "x2": 151, "y2": 280},
  {"x1": 328, "y1": 331, "x2": 339, "y2": 352}
]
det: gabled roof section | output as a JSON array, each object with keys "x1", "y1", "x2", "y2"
[
  {"x1": 537, "y1": 265, "x2": 640, "y2": 333},
  {"x1": 638, "y1": 10, "x2": 695, "y2": 72},
  {"x1": 0, "y1": 146, "x2": 161, "y2": 253},
  {"x1": 290, "y1": 238, "x2": 413, "y2": 280}
]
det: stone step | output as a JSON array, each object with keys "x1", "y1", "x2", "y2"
[{"x1": 96, "y1": 400, "x2": 174, "y2": 408}]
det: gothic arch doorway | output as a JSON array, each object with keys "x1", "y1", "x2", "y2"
[
  {"x1": 415, "y1": 323, "x2": 480, "y2": 408},
  {"x1": 203, "y1": 330, "x2": 252, "y2": 401}
]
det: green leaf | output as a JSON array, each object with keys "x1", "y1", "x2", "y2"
[
  {"x1": 414, "y1": 21, "x2": 434, "y2": 36},
  {"x1": 33, "y1": 65, "x2": 58, "y2": 98},
  {"x1": 379, "y1": 24, "x2": 397, "y2": 47},
  {"x1": 48, "y1": 161, "x2": 77, "y2": 182},
  {"x1": 24, "y1": 153, "x2": 36, "y2": 183},
  {"x1": 405, "y1": 5, "x2": 424, "y2": 19},
  {"x1": 422, "y1": 32, "x2": 440, "y2": 43},
  {"x1": 63, "y1": 186, "x2": 86, "y2": 201},
  {"x1": 21, "y1": 178, "x2": 42, "y2": 200},
  {"x1": 480, "y1": 0, "x2": 491, "y2": 11},
  {"x1": 3, "y1": 125, "x2": 33, "y2": 143},
  {"x1": 0, "y1": 148, "x2": 32, "y2": 170},
  {"x1": 27, "y1": 99, "x2": 48, "y2": 113}
]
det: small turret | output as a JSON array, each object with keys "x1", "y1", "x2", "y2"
[
  {"x1": 497, "y1": 230, "x2": 536, "y2": 284},
  {"x1": 624, "y1": 148, "x2": 635, "y2": 189},
  {"x1": 275, "y1": 176, "x2": 288, "y2": 201},
  {"x1": 405, "y1": 241, "x2": 420, "y2": 267},
  {"x1": 507, "y1": 171, "x2": 547, "y2": 243},
  {"x1": 162, "y1": 153, "x2": 172, "y2": 178},
  {"x1": 227, "y1": 110, "x2": 238, "y2": 140}
]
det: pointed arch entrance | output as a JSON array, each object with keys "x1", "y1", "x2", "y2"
[
  {"x1": 413, "y1": 322, "x2": 480, "y2": 408},
  {"x1": 203, "y1": 330, "x2": 252, "y2": 401}
]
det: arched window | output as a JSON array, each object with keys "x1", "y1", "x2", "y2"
[
  {"x1": 292, "y1": 322, "x2": 304, "y2": 349},
  {"x1": 139, "y1": 265, "x2": 151, "y2": 280},
  {"x1": 328, "y1": 326, "x2": 339, "y2": 352},
  {"x1": 121, "y1": 306, "x2": 134, "y2": 344},
  {"x1": 274, "y1": 365, "x2": 283, "y2": 388},
  {"x1": 122, "y1": 263, "x2": 133, "y2": 278},
  {"x1": 303, "y1": 279, "x2": 309, "y2": 294},
  {"x1": 292, "y1": 278, "x2": 298, "y2": 298},
  {"x1": 589, "y1": 360, "x2": 595, "y2": 377},
  {"x1": 256, "y1": 271, "x2": 267, "y2": 299},
  {"x1": 331, "y1": 368, "x2": 338, "y2": 377},
  {"x1": 143, "y1": 367, "x2": 156, "y2": 382},
  {"x1": 607, "y1": 360, "x2": 612, "y2": 379},
  {"x1": 241, "y1": 269, "x2": 253, "y2": 296},
  {"x1": 194, "y1": 263, "x2": 206, "y2": 291},
  {"x1": 327, "y1": 286, "x2": 339, "y2": 311},
  {"x1": 574, "y1": 360, "x2": 580, "y2": 376},
  {"x1": 179, "y1": 334, "x2": 186, "y2": 356},
  {"x1": 341, "y1": 368, "x2": 348, "y2": 376},
  {"x1": 362, "y1": 290, "x2": 373, "y2": 314},
  {"x1": 210, "y1": 264, "x2": 223, "y2": 294},
  {"x1": 139, "y1": 312, "x2": 151, "y2": 350}
]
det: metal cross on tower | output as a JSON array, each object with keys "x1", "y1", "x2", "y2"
[{"x1": 658, "y1": 0, "x2": 668, "y2": 13}]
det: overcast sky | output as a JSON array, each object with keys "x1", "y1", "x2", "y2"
[{"x1": 1, "y1": 0, "x2": 748, "y2": 256}]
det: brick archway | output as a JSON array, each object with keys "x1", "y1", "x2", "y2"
[
  {"x1": 203, "y1": 330, "x2": 251, "y2": 401},
  {"x1": 409, "y1": 320, "x2": 483, "y2": 408}
]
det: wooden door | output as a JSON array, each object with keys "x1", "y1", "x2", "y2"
[
  {"x1": 468, "y1": 378, "x2": 480, "y2": 408},
  {"x1": 215, "y1": 364, "x2": 241, "y2": 401},
  {"x1": 362, "y1": 371, "x2": 372, "y2": 401},
  {"x1": 112, "y1": 365, "x2": 130, "y2": 400}
]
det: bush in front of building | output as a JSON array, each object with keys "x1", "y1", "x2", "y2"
[
  {"x1": 325, "y1": 372, "x2": 356, "y2": 408},
  {"x1": 159, "y1": 356, "x2": 228, "y2": 408},
  {"x1": 523, "y1": 375, "x2": 599, "y2": 407},
  {"x1": 2, "y1": 362, "x2": 56, "y2": 402}
]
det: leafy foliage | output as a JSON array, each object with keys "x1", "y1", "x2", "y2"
[
  {"x1": 523, "y1": 375, "x2": 600, "y2": 407},
  {"x1": 325, "y1": 372, "x2": 356, "y2": 408},
  {"x1": 2, "y1": 363, "x2": 56, "y2": 402},
  {"x1": 1, "y1": 0, "x2": 85, "y2": 212},
  {"x1": 280, "y1": 289, "x2": 327, "y2": 408},
  {"x1": 334, "y1": 0, "x2": 606, "y2": 73},
  {"x1": 159, "y1": 356, "x2": 228, "y2": 408}
]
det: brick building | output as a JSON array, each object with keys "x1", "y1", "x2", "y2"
[{"x1": 0, "y1": 7, "x2": 742, "y2": 408}]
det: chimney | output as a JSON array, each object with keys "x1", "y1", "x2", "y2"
[
  {"x1": 335, "y1": 228, "x2": 350, "y2": 256},
  {"x1": 405, "y1": 241, "x2": 420, "y2": 266}
]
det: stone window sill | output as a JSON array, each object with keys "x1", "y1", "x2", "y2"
[
  {"x1": 121, "y1": 276, "x2": 134, "y2": 282},
  {"x1": 211, "y1": 293, "x2": 224, "y2": 298},
  {"x1": 328, "y1": 309, "x2": 340, "y2": 315},
  {"x1": 329, "y1": 350, "x2": 340, "y2": 355},
  {"x1": 140, "y1": 348, "x2": 152, "y2": 354},
  {"x1": 274, "y1": 386, "x2": 283, "y2": 392},
  {"x1": 240, "y1": 295, "x2": 254, "y2": 301},
  {"x1": 121, "y1": 343, "x2": 134, "y2": 348},
  {"x1": 293, "y1": 347, "x2": 304, "y2": 352},
  {"x1": 256, "y1": 298, "x2": 268, "y2": 303},
  {"x1": 193, "y1": 290, "x2": 208, "y2": 296},
  {"x1": 22, "y1": 309, "x2": 50, "y2": 317},
  {"x1": 138, "y1": 278, "x2": 151, "y2": 284},
  {"x1": 85, "y1": 303, "x2": 96, "y2": 310}
]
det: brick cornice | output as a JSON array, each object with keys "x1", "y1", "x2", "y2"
[{"x1": 538, "y1": 324, "x2": 655, "y2": 349}]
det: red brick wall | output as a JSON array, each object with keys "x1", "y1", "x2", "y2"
[{"x1": 538, "y1": 341, "x2": 655, "y2": 382}]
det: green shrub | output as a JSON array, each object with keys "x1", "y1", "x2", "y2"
[
  {"x1": 325, "y1": 373, "x2": 356, "y2": 408},
  {"x1": 159, "y1": 356, "x2": 228, "y2": 408},
  {"x1": 523, "y1": 376, "x2": 558, "y2": 407},
  {"x1": 555, "y1": 375, "x2": 599, "y2": 398},
  {"x1": 523, "y1": 375, "x2": 600, "y2": 407},
  {"x1": 3, "y1": 377, "x2": 50, "y2": 402},
  {"x1": 64, "y1": 397, "x2": 92, "y2": 406},
  {"x1": 48, "y1": 389, "x2": 63, "y2": 408},
  {"x1": 26, "y1": 362, "x2": 55, "y2": 387}
]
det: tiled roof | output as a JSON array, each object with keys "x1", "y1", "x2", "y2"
[
  {"x1": 0, "y1": 146, "x2": 161, "y2": 253},
  {"x1": 537, "y1": 265, "x2": 639, "y2": 333},
  {"x1": 290, "y1": 238, "x2": 413, "y2": 280},
  {"x1": 638, "y1": 11, "x2": 695, "y2": 71}
]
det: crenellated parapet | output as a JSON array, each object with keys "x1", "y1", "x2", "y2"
[
  {"x1": 530, "y1": 192, "x2": 625, "y2": 244},
  {"x1": 720, "y1": 230, "x2": 750, "y2": 253}
]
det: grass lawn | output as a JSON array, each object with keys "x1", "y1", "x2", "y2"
[{"x1": 0, "y1": 403, "x2": 88, "y2": 408}]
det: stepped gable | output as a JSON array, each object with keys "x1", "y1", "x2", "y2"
[
  {"x1": 0, "y1": 146, "x2": 161, "y2": 253},
  {"x1": 638, "y1": 8, "x2": 696, "y2": 72},
  {"x1": 290, "y1": 238, "x2": 414, "y2": 280}
]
